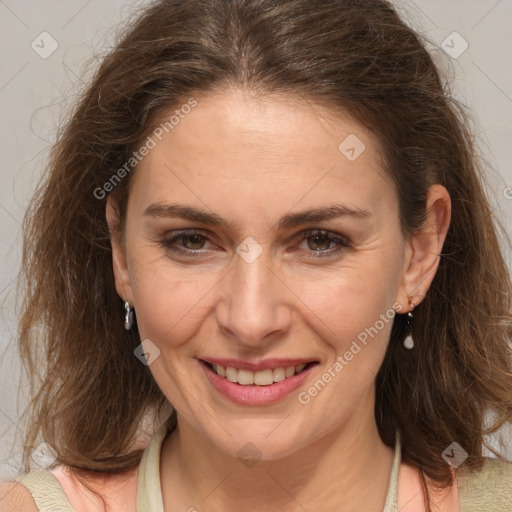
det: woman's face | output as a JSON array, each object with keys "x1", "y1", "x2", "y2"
[{"x1": 109, "y1": 88, "x2": 434, "y2": 460}]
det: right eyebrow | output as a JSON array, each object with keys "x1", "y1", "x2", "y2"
[{"x1": 143, "y1": 203, "x2": 235, "y2": 229}]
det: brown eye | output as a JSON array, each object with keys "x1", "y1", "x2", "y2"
[
  {"x1": 297, "y1": 229, "x2": 352, "y2": 259},
  {"x1": 306, "y1": 233, "x2": 334, "y2": 251},
  {"x1": 161, "y1": 230, "x2": 215, "y2": 258},
  {"x1": 180, "y1": 234, "x2": 207, "y2": 250}
]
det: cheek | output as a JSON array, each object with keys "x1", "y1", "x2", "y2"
[
  {"x1": 129, "y1": 256, "x2": 214, "y2": 352},
  {"x1": 293, "y1": 261, "x2": 399, "y2": 361},
  {"x1": 292, "y1": 269, "x2": 398, "y2": 419}
]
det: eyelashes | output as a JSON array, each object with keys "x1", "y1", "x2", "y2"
[
  {"x1": 161, "y1": 230, "x2": 209, "y2": 257},
  {"x1": 159, "y1": 228, "x2": 352, "y2": 260},
  {"x1": 300, "y1": 229, "x2": 352, "y2": 257}
]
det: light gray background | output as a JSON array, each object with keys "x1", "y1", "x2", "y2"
[{"x1": 1, "y1": 0, "x2": 511, "y2": 477}]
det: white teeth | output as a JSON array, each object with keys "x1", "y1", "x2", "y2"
[
  {"x1": 237, "y1": 369, "x2": 254, "y2": 385},
  {"x1": 210, "y1": 363, "x2": 310, "y2": 386},
  {"x1": 272, "y1": 367, "x2": 286, "y2": 383},
  {"x1": 254, "y1": 369, "x2": 274, "y2": 386},
  {"x1": 285, "y1": 366, "x2": 295, "y2": 378},
  {"x1": 225, "y1": 367, "x2": 238, "y2": 382}
]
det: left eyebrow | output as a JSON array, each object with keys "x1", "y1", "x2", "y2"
[
  {"x1": 277, "y1": 204, "x2": 371, "y2": 229},
  {"x1": 143, "y1": 202, "x2": 371, "y2": 232}
]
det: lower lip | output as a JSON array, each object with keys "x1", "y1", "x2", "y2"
[{"x1": 199, "y1": 360, "x2": 318, "y2": 406}]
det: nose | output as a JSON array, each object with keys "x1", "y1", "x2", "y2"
[{"x1": 215, "y1": 247, "x2": 292, "y2": 349}]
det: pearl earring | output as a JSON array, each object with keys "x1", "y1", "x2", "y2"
[
  {"x1": 124, "y1": 301, "x2": 134, "y2": 330},
  {"x1": 403, "y1": 295, "x2": 415, "y2": 349}
]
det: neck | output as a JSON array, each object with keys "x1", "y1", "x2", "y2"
[{"x1": 160, "y1": 390, "x2": 395, "y2": 512}]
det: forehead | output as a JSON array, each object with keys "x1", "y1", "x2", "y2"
[{"x1": 129, "y1": 89, "x2": 396, "y2": 226}]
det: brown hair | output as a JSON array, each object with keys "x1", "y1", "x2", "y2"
[{"x1": 13, "y1": 0, "x2": 512, "y2": 509}]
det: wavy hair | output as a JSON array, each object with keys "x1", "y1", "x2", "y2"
[{"x1": 14, "y1": 0, "x2": 512, "y2": 509}]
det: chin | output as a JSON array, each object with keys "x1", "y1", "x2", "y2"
[{"x1": 204, "y1": 418, "x2": 317, "y2": 462}]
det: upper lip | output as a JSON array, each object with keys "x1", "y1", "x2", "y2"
[{"x1": 200, "y1": 357, "x2": 317, "y2": 372}]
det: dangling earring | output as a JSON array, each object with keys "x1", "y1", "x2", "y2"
[
  {"x1": 124, "y1": 301, "x2": 134, "y2": 330},
  {"x1": 403, "y1": 295, "x2": 414, "y2": 349}
]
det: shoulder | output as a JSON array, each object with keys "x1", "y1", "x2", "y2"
[
  {"x1": 456, "y1": 456, "x2": 512, "y2": 487},
  {"x1": 51, "y1": 464, "x2": 139, "y2": 512},
  {"x1": 1, "y1": 469, "x2": 75, "y2": 511},
  {"x1": 0, "y1": 479, "x2": 39, "y2": 512},
  {"x1": 456, "y1": 457, "x2": 512, "y2": 511},
  {"x1": 2, "y1": 464, "x2": 139, "y2": 512}
]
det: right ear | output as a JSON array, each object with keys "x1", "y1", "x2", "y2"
[{"x1": 106, "y1": 195, "x2": 134, "y2": 305}]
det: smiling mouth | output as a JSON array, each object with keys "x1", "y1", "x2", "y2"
[{"x1": 200, "y1": 360, "x2": 318, "y2": 386}]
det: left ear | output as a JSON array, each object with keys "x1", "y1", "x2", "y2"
[
  {"x1": 396, "y1": 184, "x2": 451, "y2": 312},
  {"x1": 106, "y1": 195, "x2": 134, "y2": 306}
]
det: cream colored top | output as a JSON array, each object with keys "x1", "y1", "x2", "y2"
[{"x1": 14, "y1": 416, "x2": 512, "y2": 511}]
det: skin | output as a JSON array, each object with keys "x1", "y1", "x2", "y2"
[{"x1": 107, "y1": 87, "x2": 454, "y2": 511}]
